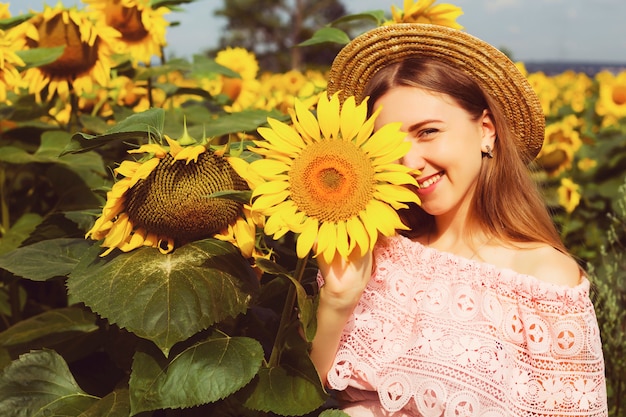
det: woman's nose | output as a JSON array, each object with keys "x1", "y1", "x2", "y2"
[{"x1": 400, "y1": 141, "x2": 425, "y2": 170}]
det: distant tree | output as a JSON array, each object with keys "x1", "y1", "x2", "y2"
[{"x1": 212, "y1": 0, "x2": 351, "y2": 72}]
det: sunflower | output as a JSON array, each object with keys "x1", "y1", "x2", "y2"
[
  {"x1": 13, "y1": 3, "x2": 120, "y2": 103},
  {"x1": 247, "y1": 92, "x2": 420, "y2": 263},
  {"x1": 388, "y1": 0, "x2": 464, "y2": 29},
  {"x1": 213, "y1": 47, "x2": 261, "y2": 111},
  {"x1": 84, "y1": 0, "x2": 169, "y2": 65},
  {"x1": 86, "y1": 127, "x2": 260, "y2": 258},
  {"x1": 0, "y1": 28, "x2": 25, "y2": 102},
  {"x1": 595, "y1": 70, "x2": 626, "y2": 127},
  {"x1": 536, "y1": 115, "x2": 583, "y2": 176},
  {"x1": 557, "y1": 178, "x2": 581, "y2": 214}
]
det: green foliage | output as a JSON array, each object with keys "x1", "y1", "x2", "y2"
[
  {"x1": 1, "y1": 2, "x2": 624, "y2": 416},
  {"x1": 585, "y1": 180, "x2": 626, "y2": 417}
]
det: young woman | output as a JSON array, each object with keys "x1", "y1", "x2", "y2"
[{"x1": 311, "y1": 23, "x2": 608, "y2": 416}]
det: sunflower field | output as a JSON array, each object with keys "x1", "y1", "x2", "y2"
[{"x1": 0, "y1": 1, "x2": 625, "y2": 416}]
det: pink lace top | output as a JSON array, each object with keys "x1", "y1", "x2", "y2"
[{"x1": 321, "y1": 235, "x2": 608, "y2": 417}]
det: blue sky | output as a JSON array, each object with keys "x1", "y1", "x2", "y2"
[{"x1": 8, "y1": 0, "x2": 626, "y2": 63}]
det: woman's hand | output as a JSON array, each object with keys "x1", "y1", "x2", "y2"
[
  {"x1": 310, "y1": 249, "x2": 373, "y2": 386},
  {"x1": 317, "y1": 249, "x2": 373, "y2": 311}
]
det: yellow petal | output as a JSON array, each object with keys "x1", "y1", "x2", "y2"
[
  {"x1": 340, "y1": 96, "x2": 367, "y2": 142},
  {"x1": 128, "y1": 143, "x2": 167, "y2": 158},
  {"x1": 173, "y1": 145, "x2": 206, "y2": 164},
  {"x1": 128, "y1": 158, "x2": 160, "y2": 188},
  {"x1": 227, "y1": 156, "x2": 266, "y2": 189},
  {"x1": 362, "y1": 122, "x2": 406, "y2": 157},
  {"x1": 251, "y1": 180, "x2": 290, "y2": 199},
  {"x1": 335, "y1": 221, "x2": 350, "y2": 259},
  {"x1": 374, "y1": 170, "x2": 418, "y2": 186},
  {"x1": 319, "y1": 223, "x2": 337, "y2": 263},
  {"x1": 165, "y1": 136, "x2": 183, "y2": 157},
  {"x1": 317, "y1": 92, "x2": 340, "y2": 139},
  {"x1": 366, "y1": 200, "x2": 408, "y2": 236},
  {"x1": 249, "y1": 158, "x2": 291, "y2": 178},
  {"x1": 359, "y1": 208, "x2": 379, "y2": 250},
  {"x1": 355, "y1": 106, "x2": 381, "y2": 147},
  {"x1": 315, "y1": 221, "x2": 336, "y2": 261},
  {"x1": 257, "y1": 125, "x2": 303, "y2": 155},
  {"x1": 371, "y1": 141, "x2": 412, "y2": 166},
  {"x1": 374, "y1": 184, "x2": 420, "y2": 208},
  {"x1": 346, "y1": 216, "x2": 370, "y2": 257},
  {"x1": 267, "y1": 117, "x2": 307, "y2": 150},
  {"x1": 114, "y1": 160, "x2": 141, "y2": 177},
  {"x1": 251, "y1": 190, "x2": 291, "y2": 211},
  {"x1": 233, "y1": 217, "x2": 256, "y2": 258},
  {"x1": 296, "y1": 217, "x2": 319, "y2": 259},
  {"x1": 294, "y1": 98, "x2": 321, "y2": 142}
]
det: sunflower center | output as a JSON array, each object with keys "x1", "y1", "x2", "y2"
[
  {"x1": 32, "y1": 14, "x2": 99, "y2": 76},
  {"x1": 124, "y1": 151, "x2": 249, "y2": 245},
  {"x1": 106, "y1": 4, "x2": 149, "y2": 42},
  {"x1": 289, "y1": 140, "x2": 375, "y2": 223},
  {"x1": 612, "y1": 85, "x2": 626, "y2": 105}
]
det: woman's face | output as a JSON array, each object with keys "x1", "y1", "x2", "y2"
[{"x1": 372, "y1": 86, "x2": 495, "y2": 220}]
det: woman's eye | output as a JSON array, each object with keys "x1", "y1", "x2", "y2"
[{"x1": 418, "y1": 128, "x2": 438, "y2": 138}]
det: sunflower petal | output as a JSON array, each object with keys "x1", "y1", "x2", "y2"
[
  {"x1": 362, "y1": 122, "x2": 406, "y2": 157},
  {"x1": 335, "y1": 221, "x2": 350, "y2": 259},
  {"x1": 355, "y1": 106, "x2": 380, "y2": 147},
  {"x1": 258, "y1": 125, "x2": 303, "y2": 155},
  {"x1": 114, "y1": 160, "x2": 141, "y2": 178},
  {"x1": 252, "y1": 190, "x2": 291, "y2": 211},
  {"x1": 346, "y1": 216, "x2": 369, "y2": 257},
  {"x1": 294, "y1": 98, "x2": 321, "y2": 142},
  {"x1": 340, "y1": 96, "x2": 367, "y2": 141},
  {"x1": 317, "y1": 92, "x2": 340, "y2": 139},
  {"x1": 296, "y1": 217, "x2": 319, "y2": 259},
  {"x1": 370, "y1": 141, "x2": 412, "y2": 166},
  {"x1": 366, "y1": 199, "x2": 409, "y2": 235},
  {"x1": 232, "y1": 217, "x2": 256, "y2": 258},
  {"x1": 374, "y1": 170, "x2": 418, "y2": 186},
  {"x1": 374, "y1": 184, "x2": 420, "y2": 206},
  {"x1": 165, "y1": 136, "x2": 183, "y2": 157},
  {"x1": 359, "y1": 208, "x2": 379, "y2": 251},
  {"x1": 251, "y1": 180, "x2": 290, "y2": 199}
]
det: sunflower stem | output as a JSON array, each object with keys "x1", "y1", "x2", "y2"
[{"x1": 268, "y1": 254, "x2": 309, "y2": 368}]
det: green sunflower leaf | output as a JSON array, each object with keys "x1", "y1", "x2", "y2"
[
  {"x1": 63, "y1": 108, "x2": 166, "y2": 155},
  {"x1": 298, "y1": 27, "x2": 351, "y2": 47},
  {"x1": 0, "y1": 349, "x2": 98, "y2": 416},
  {"x1": 204, "y1": 109, "x2": 288, "y2": 137},
  {"x1": 15, "y1": 46, "x2": 65, "y2": 69},
  {"x1": 319, "y1": 410, "x2": 352, "y2": 417},
  {"x1": 241, "y1": 323, "x2": 326, "y2": 415},
  {"x1": 0, "y1": 238, "x2": 92, "y2": 281},
  {"x1": 79, "y1": 388, "x2": 131, "y2": 417},
  {"x1": 0, "y1": 306, "x2": 98, "y2": 352},
  {"x1": 129, "y1": 333, "x2": 263, "y2": 414},
  {"x1": 66, "y1": 239, "x2": 260, "y2": 356}
]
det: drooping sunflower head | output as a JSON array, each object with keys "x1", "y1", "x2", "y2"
[
  {"x1": 87, "y1": 128, "x2": 259, "y2": 257},
  {"x1": 13, "y1": 3, "x2": 120, "y2": 102},
  {"x1": 247, "y1": 92, "x2": 420, "y2": 263},
  {"x1": 388, "y1": 0, "x2": 464, "y2": 29},
  {"x1": 84, "y1": 0, "x2": 169, "y2": 65}
]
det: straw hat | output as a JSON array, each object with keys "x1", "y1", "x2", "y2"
[{"x1": 327, "y1": 24, "x2": 545, "y2": 163}]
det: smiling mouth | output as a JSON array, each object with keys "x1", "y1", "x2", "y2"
[{"x1": 417, "y1": 172, "x2": 443, "y2": 189}]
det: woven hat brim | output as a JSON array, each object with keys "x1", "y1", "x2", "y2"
[{"x1": 327, "y1": 24, "x2": 544, "y2": 163}]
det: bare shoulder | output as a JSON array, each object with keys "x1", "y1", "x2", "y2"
[{"x1": 511, "y1": 244, "x2": 582, "y2": 288}]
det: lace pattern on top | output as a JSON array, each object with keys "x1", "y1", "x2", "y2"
[{"x1": 321, "y1": 235, "x2": 608, "y2": 416}]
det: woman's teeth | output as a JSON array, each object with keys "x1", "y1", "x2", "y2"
[{"x1": 419, "y1": 173, "x2": 442, "y2": 188}]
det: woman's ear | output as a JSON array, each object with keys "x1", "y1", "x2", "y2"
[{"x1": 480, "y1": 110, "x2": 496, "y2": 152}]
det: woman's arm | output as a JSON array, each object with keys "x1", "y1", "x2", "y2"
[{"x1": 310, "y1": 250, "x2": 373, "y2": 386}]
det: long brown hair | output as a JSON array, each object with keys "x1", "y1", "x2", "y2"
[{"x1": 362, "y1": 58, "x2": 567, "y2": 252}]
